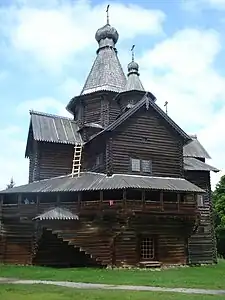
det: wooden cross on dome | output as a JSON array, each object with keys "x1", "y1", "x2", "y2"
[{"x1": 106, "y1": 4, "x2": 110, "y2": 24}]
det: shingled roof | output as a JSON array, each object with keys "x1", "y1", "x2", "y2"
[
  {"x1": 80, "y1": 47, "x2": 127, "y2": 96},
  {"x1": 184, "y1": 157, "x2": 219, "y2": 172},
  {"x1": 124, "y1": 59, "x2": 145, "y2": 92},
  {"x1": 0, "y1": 172, "x2": 204, "y2": 194},
  {"x1": 183, "y1": 135, "x2": 211, "y2": 159},
  {"x1": 25, "y1": 111, "x2": 83, "y2": 157}
]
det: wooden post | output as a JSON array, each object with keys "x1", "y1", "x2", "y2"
[
  {"x1": 160, "y1": 192, "x2": 164, "y2": 211},
  {"x1": 194, "y1": 193, "x2": 197, "y2": 209},
  {"x1": 123, "y1": 189, "x2": 126, "y2": 210},
  {"x1": 100, "y1": 190, "x2": 103, "y2": 209},
  {"x1": 56, "y1": 194, "x2": 60, "y2": 206},
  {"x1": 78, "y1": 192, "x2": 81, "y2": 212},
  {"x1": 177, "y1": 193, "x2": 180, "y2": 212},
  {"x1": 18, "y1": 194, "x2": 22, "y2": 206},
  {"x1": 0, "y1": 195, "x2": 3, "y2": 207},
  {"x1": 36, "y1": 194, "x2": 40, "y2": 214},
  {"x1": 141, "y1": 190, "x2": 145, "y2": 210}
]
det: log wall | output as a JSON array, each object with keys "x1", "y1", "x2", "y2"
[
  {"x1": 30, "y1": 142, "x2": 74, "y2": 181},
  {"x1": 111, "y1": 106, "x2": 184, "y2": 177},
  {"x1": 0, "y1": 201, "x2": 194, "y2": 267},
  {"x1": 185, "y1": 170, "x2": 217, "y2": 264}
]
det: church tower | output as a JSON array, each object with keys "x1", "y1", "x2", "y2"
[{"x1": 66, "y1": 6, "x2": 127, "y2": 137}]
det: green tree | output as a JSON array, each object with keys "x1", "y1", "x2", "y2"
[
  {"x1": 213, "y1": 175, "x2": 225, "y2": 257},
  {"x1": 6, "y1": 177, "x2": 15, "y2": 189}
]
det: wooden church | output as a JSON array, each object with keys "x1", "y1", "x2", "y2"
[{"x1": 0, "y1": 12, "x2": 219, "y2": 268}]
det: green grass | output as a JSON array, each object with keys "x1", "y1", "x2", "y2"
[
  {"x1": 0, "y1": 260, "x2": 225, "y2": 290},
  {"x1": 0, "y1": 284, "x2": 223, "y2": 300}
]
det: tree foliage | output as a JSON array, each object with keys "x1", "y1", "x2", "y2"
[
  {"x1": 212, "y1": 175, "x2": 225, "y2": 257},
  {"x1": 6, "y1": 177, "x2": 15, "y2": 189}
]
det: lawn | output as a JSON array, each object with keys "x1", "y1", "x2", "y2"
[
  {"x1": 0, "y1": 284, "x2": 223, "y2": 300},
  {"x1": 0, "y1": 260, "x2": 225, "y2": 290}
]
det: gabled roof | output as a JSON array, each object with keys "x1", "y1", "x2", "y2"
[
  {"x1": 80, "y1": 47, "x2": 127, "y2": 96},
  {"x1": 0, "y1": 172, "x2": 204, "y2": 194},
  {"x1": 183, "y1": 135, "x2": 211, "y2": 158},
  {"x1": 25, "y1": 111, "x2": 83, "y2": 156},
  {"x1": 184, "y1": 157, "x2": 219, "y2": 172},
  {"x1": 33, "y1": 207, "x2": 79, "y2": 221},
  {"x1": 87, "y1": 93, "x2": 191, "y2": 144}
]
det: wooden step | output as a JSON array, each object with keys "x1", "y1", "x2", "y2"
[{"x1": 139, "y1": 261, "x2": 161, "y2": 268}]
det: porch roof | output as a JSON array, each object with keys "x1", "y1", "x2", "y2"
[
  {"x1": 33, "y1": 207, "x2": 79, "y2": 221},
  {"x1": 1, "y1": 172, "x2": 205, "y2": 194}
]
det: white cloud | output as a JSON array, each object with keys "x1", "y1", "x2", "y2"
[
  {"x1": 58, "y1": 78, "x2": 82, "y2": 100},
  {"x1": 0, "y1": 0, "x2": 165, "y2": 72},
  {"x1": 0, "y1": 1, "x2": 224, "y2": 192},
  {"x1": 139, "y1": 28, "x2": 225, "y2": 188},
  {"x1": 17, "y1": 97, "x2": 71, "y2": 117},
  {"x1": 0, "y1": 126, "x2": 28, "y2": 190}
]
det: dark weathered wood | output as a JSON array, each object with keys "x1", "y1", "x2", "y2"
[
  {"x1": 2, "y1": 76, "x2": 216, "y2": 268},
  {"x1": 30, "y1": 142, "x2": 74, "y2": 181},
  {"x1": 111, "y1": 106, "x2": 184, "y2": 177},
  {"x1": 185, "y1": 170, "x2": 216, "y2": 264},
  {"x1": 0, "y1": 191, "x2": 197, "y2": 266}
]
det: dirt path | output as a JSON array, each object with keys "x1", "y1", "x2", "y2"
[{"x1": 0, "y1": 278, "x2": 225, "y2": 295}]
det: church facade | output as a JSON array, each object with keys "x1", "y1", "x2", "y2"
[{"x1": 0, "y1": 16, "x2": 219, "y2": 267}]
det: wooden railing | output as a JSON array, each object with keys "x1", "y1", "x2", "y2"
[
  {"x1": 79, "y1": 199, "x2": 196, "y2": 214},
  {"x1": 1, "y1": 199, "x2": 197, "y2": 214}
]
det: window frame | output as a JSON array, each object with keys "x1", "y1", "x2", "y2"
[
  {"x1": 140, "y1": 236, "x2": 156, "y2": 261},
  {"x1": 131, "y1": 158, "x2": 141, "y2": 172},
  {"x1": 130, "y1": 158, "x2": 152, "y2": 174},
  {"x1": 197, "y1": 194, "x2": 204, "y2": 207}
]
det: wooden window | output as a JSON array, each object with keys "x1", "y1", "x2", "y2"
[
  {"x1": 197, "y1": 195, "x2": 204, "y2": 207},
  {"x1": 131, "y1": 158, "x2": 152, "y2": 173},
  {"x1": 142, "y1": 160, "x2": 152, "y2": 173},
  {"x1": 140, "y1": 237, "x2": 155, "y2": 260},
  {"x1": 131, "y1": 158, "x2": 141, "y2": 172}
]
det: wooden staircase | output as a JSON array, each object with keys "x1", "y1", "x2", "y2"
[{"x1": 50, "y1": 225, "x2": 113, "y2": 266}]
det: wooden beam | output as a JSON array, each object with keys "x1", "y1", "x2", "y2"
[
  {"x1": 0, "y1": 195, "x2": 3, "y2": 206},
  {"x1": 78, "y1": 192, "x2": 81, "y2": 212},
  {"x1": 160, "y1": 192, "x2": 164, "y2": 211},
  {"x1": 141, "y1": 190, "x2": 145, "y2": 210},
  {"x1": 123, "y1": 189, "x2": 126, "y2": 210},
  {"x1": 100, "y1": 190, "x2": 103, "y2": 209},
  {"x1": 56, "y1": 194, "x2": 60, "y2": 206},
  {"x1": 177, "y1": 193, "x2": 180, "y2": 212},
  {"x1": 18, "y1": 194, "x2": 22, "y2": 205}
]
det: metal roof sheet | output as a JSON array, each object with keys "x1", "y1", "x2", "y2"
[
  {"x1": 29, "y1": 111, "x2": 83, "y2": 145},
  {"x1": 183, "y1": 136, "x2": 211, "y2": 159},
  {"x1": 33, "y1": 207, "x2": 79, "y2": 221},
  {"x1": 184, "y1": 157, "x2": 219, "y2": 172},
  {"x1": 1, "y1": 172, "x2": 204, "y2": 194}
]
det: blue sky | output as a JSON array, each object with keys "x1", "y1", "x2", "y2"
[{"x1": 0, "y1": 0, "x2": 225, "y2": 189}]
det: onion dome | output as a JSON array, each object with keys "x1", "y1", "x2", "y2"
[
  {"x1": 124, "y1": 45, "x2": 145, "y2": 92},
  {"x1": 95, "y1": 24, "x2": 119, "y2": 45},
  {"x1": 128, "y1": 61, "x2": 139, "y2": 75}
]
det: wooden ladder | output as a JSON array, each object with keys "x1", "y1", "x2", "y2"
[{"x1": 72, "y1": 143, "x2": 82, "y2": 178}]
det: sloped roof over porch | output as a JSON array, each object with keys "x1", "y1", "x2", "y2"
[
  {"x1": 34, "y1": 207, "x2": 79, "y2": 221},
  {"x1": 0, "y1": 172, "x2": 204, "y2": 194}
]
